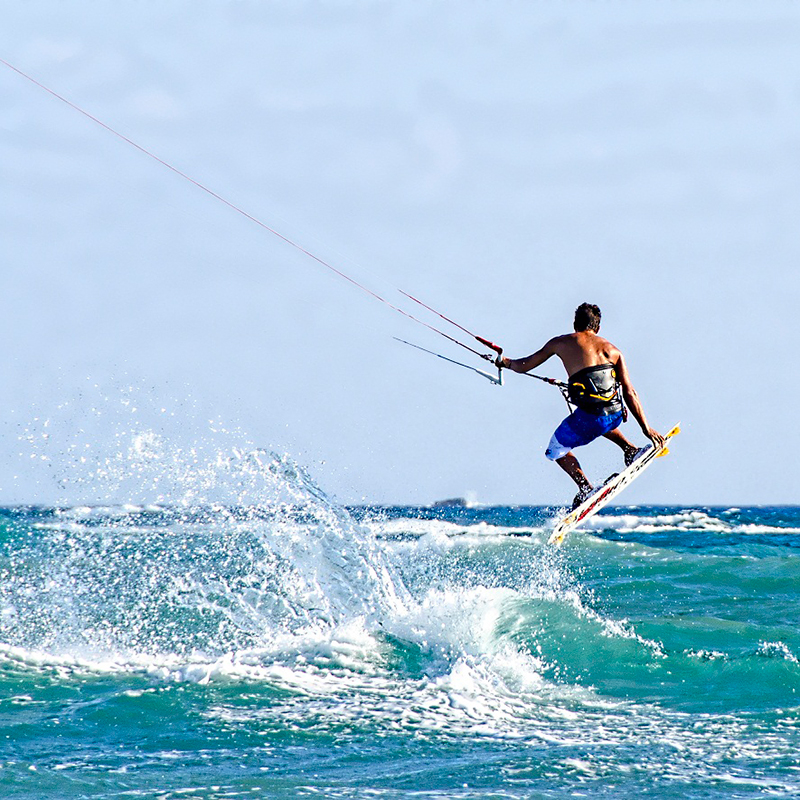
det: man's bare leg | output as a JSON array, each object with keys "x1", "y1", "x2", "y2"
[
  {"x1": 603, "y1": 428, "x2": 646, "y2": 466},
  {"x1": 555, "y1": 452, "x2": 594, "y2": 509},
  {"x1": 555, "y1": 453, "x2": 592, "y2": 492}
]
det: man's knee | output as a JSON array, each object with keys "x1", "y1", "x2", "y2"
[{"x1": 545, "y1": 434, "x2": 571, "y2": 462}]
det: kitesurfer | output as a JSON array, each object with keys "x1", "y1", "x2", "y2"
[{"x1": 498, "y1": 303, "x2": 665, "y2": 509}]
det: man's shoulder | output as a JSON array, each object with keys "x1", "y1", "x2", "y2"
[
  {"x1": 574, "y1": 331, "x2": 623, "y2": 362},
  {"x1": 601, "y1": 339, "x2": 625, "y2": 367},
  {"x1": 547, "y1": 332, "x2": 577, "y2": 348},
  {"x1": 598, "y1": 336, "x2": 622, "y2": 356}
]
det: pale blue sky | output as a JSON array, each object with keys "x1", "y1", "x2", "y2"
[{"x1": 2, "y1": 1, "x2": 799, "y2": 506}]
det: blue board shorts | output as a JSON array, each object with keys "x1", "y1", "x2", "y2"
[{"x1": 545, "y1": 408, "x2": 624, "y2": 461}]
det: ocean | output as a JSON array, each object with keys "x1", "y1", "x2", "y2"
[{"x1": 1, "y1": 446, "x2": 799, "y2": 799}]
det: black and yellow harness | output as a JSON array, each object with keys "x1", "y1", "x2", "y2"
[{"x1": 567, "y1": 364, "x2": 623, "y2": 417}]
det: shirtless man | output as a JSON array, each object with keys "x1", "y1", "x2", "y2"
[{"x1": 498, "y1": 303, "x2": 665, "y2": 508}]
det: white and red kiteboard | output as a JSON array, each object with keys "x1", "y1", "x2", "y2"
[{"x1": 548, "y1": 423, "x2": 681, "y2": 545}]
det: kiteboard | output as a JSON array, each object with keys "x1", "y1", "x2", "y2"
[{"x1": 548, "y1": 423, "x2": 681, "y2": 545}]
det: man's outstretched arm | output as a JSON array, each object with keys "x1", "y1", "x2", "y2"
[
  {"x1": 616, "y1": 354, "x2": 665, "y2": 448},
  {"x1": 499, "y1": 338, "x2": 559, "y2": 374}
]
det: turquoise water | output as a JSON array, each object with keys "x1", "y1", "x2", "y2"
[{"x1": 2, "y1": 482, "x2": 800, "y2": 797}]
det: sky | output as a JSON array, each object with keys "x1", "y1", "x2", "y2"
[{"x1": 2, "y1": 1, "x2": 799, "y2": 507}]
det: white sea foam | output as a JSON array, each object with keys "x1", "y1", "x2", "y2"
[
  {"x1": 372, "y1": 517, "x2": 546, "y2": 543},
  {"x1": 580, "y1": 508, "x2": 800, "y2": 536},
  {"x1": 581, "y1": 509, "x2": 728, "y2": 533},
  {"x1": 371, "y1": 508, "x2": 800, "y2": 544},
  {"x1": 757, "y1": 641, "x2": 799, "y2": 663},
  {"x1": 5, "y1": 411, "x2": 416, "y2": 666}
]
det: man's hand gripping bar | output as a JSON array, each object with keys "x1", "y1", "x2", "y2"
[{"x1": 475, "y1": 336, "x2": 504, "y2": 385}]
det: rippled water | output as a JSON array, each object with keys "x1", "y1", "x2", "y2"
[{"x1": 2, "y1": 486, "x2": 799, "y2": 798}]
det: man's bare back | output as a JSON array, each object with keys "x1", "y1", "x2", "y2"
[{"x1": 534, "y1": 331, "x2": 621, "y2": 378}]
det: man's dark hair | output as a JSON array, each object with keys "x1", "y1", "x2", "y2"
[{"x1": 574, "y1": 303, "x2": 601, "y2": 332}]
